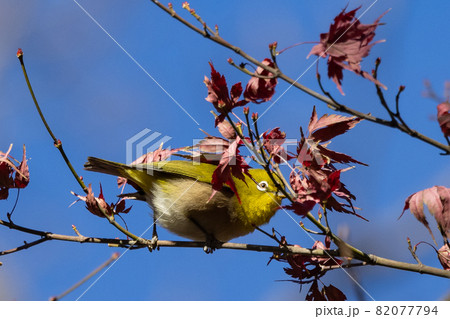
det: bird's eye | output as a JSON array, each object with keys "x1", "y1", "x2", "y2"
[{"x1": 257, "y1": 181, "x2": 269, "y2": 192}]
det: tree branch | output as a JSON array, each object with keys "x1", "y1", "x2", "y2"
[
  {"x1": 1, "y1": 217, "x2": 449, "y2": 279},
  {"x1": 149, "y1": 0, "x2": 450, "y2": 154}
]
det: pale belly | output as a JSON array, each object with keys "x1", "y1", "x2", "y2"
[{"x1": 147, "y1": 179, "x2": 254, "y2": 242}]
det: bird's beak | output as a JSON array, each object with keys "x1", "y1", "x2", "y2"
[{"x1": 275, "y1": 191, "x2": 286, "y2": 199}]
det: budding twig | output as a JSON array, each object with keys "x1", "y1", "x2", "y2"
[{"x1": 17, "y1": 49, "x2": 88, "y2": 193}]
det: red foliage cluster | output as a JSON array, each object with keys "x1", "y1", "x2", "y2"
[
  {"x1": 209, "y1": 136, "x2": 251, "y2": 203},
  {"x1": 285, "y1": 107, "x2": 367, "y2": 218},
  {"x1": 0, "y1": 144, "x2": 29, "y2": 200},
  {"x1": 284, "y1": 239, "x2": 341, "y2": 281},
  {"x1": 204, "y1": 62, "x2": 248, "y2": 126},
  {"x1": 72, "y1": 184, "x2": 132, "y2": 218},
  {"x1": 437, "y1": 102, "x2": 450, "y2": 137},
  {"x1": 273, "y1": 236, "x2": 346, "y2": 300},
  {"x1": 308, "y1": 6, "x2": 387, "y2": 95},
  {"x1": 307, "y1": 281, "x2": 347, "y2": 301},
  {"x1": 203, "y1": 61, "x2": 282, "y2": 200},
  {"x1": 262, "y1": 127, "x2": 294, "y2": 164}
]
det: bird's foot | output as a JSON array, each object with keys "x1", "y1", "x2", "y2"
[
  {"x1": 147, "y1": 221, "x2": 159, "y2": 252},
  {"x1": 203, "y1": 235, "x2": 222, "y2": 254},
  {"x1": 147, "y1": 234, "x2": 159, "y2": 252}
]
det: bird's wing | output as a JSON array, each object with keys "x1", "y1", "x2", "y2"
[{"x1": 136, "y1": 160, "x2": 219, "y2": 185}]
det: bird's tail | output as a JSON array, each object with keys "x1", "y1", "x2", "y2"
[
  {"x1": 84, "y1": 157, "x2": 129, "y2": 177},
  {"x1": 84, "y1": 157, "x2": 156, "y2": 193}
]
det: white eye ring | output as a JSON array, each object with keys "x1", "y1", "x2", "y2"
[{"x1": 257, "y1": 181, "x2": 269, "y2": 192}]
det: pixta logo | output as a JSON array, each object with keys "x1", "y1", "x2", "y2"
[{"x1": 125, "y1": 129, "x2": 172, "y2": 165}]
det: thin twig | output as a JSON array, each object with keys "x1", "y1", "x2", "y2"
[
  {"x1": 6, "y1": 189, "x2": 20, "y2": 221},
  {"x1": 373, "y1": 60, "x2": 397, "y2": 123},
  {"x1": 0, "y1": 237, "x2": 49, "y2": 256},
  {"x1": 17, "y1": 50, "x2": 88, "y2": 193},
  {"x1": 407, "y1": 237, "x2": 422, "y2": 265}
]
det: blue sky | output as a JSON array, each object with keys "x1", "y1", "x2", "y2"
[{"x1": 1, "y1": 0, "x2": 449, "y2": 300}]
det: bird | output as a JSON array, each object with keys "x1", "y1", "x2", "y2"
[{"x1": 84, "y1": 157, "x2": 283, "y2": 247}]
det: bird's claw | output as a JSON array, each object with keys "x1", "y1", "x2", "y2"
[
  {"x1": 203, "y1": 235, "x2": 222, "y2": 254},
  {"x1": 147, "y1": 234, "x2": 159, "y2": 252}
]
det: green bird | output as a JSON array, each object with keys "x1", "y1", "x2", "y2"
[{"x1": 84, "y1": 157, "x2": 283, "y2": 244}]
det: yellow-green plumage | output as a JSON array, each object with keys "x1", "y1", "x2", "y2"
[{"x1": 84, "y1": 157, "x2": 282, "y2": 242}]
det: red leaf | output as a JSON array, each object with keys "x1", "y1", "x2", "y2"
[
  {"x1": 230, "y1": 82, "x2": 243, "y2": 104},
  {"x1": 210, "y1": 137, "x2": 251, "y2": 202},
  {"x1": 72, "y1": 184, "x2": 111, "y2": 218},
  {"x1": 437, "y1": 102, "x2": 450, "y2": 136},
  {"x1": 215, "y1": 118, "x2": 236, "y2": 140},
  {"x1": 72, "y1": 184, "x2": 132, "y2": 218},
  {"x1": 243, "y1": 58, "x2": 278, "y2": 103},
  {"x1": 401, "y1": 186, "x2": 450, "y2": 242},
  {"x1": 283, "y1": 200, "x2": 316, "y2": 217},
  {"x1": 307, "y1": 106, "x2": 319, "y2": 134},
  {"x1": 0, "y1": 144, "x2": 30, "y2": 199},
  {"x1": 437, "y1": 245, "x2": 450, "y2": 271},
  {"x1": 0, "y1": 188, "x2": 8, "y2": 200},
  {"x1": 14, "y1": 145, "x2": 30, "y2": 188},
  {"x1": 308, "y1": 6, "x2": 387, "y2": 94},
  {"x1": 310, "y1": 113, "x2": 363, "y2": 142},
  {"x1": 204, "y1": 62, "x2": 248, "y2": 119},
  {"x1": 262, "y1": 127, "x2": 294, "y2": 164},
  {"x1": 317, "y1": 145, "x2": 367, "y2": 165},
  {"x1": 197, "y1": 136, "x2": 230, "y2": 153},
  {"x1": 306, "y1": 281, "x2": 326, "y2": 301},
  {"x1": 323, "y1": 284, "x2": 347, "y2": 301}
]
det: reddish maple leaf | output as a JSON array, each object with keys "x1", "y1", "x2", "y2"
[
  {"x1": 262, "y1": 127, "x2": 294, "y2": 164},
  {"x1": 401, "y1": 186, "x2": 450, "y2": 242},
  {"x1": 216, "y1": 117, "x2": 236, "y2": 140},
  {"x1": 72, "y1": 184, "x2": 132, "y2": 218},
  {"x1": 438, "y1": 245, "x2": 450, "y2": 271},
  {"x1": 197, "y1": 136, "x2": 230, "y2": 154},
  {"x1": 285, "y1": 107, "x2": 366, "y2": 218},
  {"x1": 323, "y1": 284, "x2": 347, "y2": 301},
  {"x1": 305, "y1": 281, "x2": 347, "y2": 301},
  {"x1": 308, "y1": 106, "x2": 363, "y2": 142},
  {"x1": 243, "y1": 58, "x2": 278, "y2": 103},
  {"x1": 306, "y1": 281, "x2": 327, "y2": 301},
  {"x1": 204, "y1": 62, "x2": 248, "y2": 125},
  {"x1": 0, "y1": 144, "x2": 30, "y2": 200},
  {"x1": 281, "y1": 239, "x2": 342, "y2": 283},
  {"x1": 210, "y1": 136, "x2": 251, "y2": 202},
  {"x1": 178, "y1": 129, "x2": 232, "y2": 165},
  {"x1": 299, "y1": 107, "x2": 367, "y2": 167},
  {"x1": 308, "y1": 6, "x2": 387, "y2": 95},
  {"x1": 437, "y1": 102, "x2": 450, "y2": 137},
  {"x1": 14, "y1": 145, "x2": 30, "y2": 188}
]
